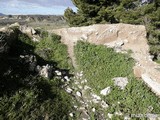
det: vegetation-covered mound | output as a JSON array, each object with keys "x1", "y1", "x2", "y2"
[
  {"x1": 0, "y1": 29, "x2": 74, "y2": 119},
  {"x1": 74, "y1": 41, "x2": 160, "y2": 119}
]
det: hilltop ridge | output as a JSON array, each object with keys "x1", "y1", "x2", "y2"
[{"x1": 53, "y1": 23, "x2": 160, "y2": 96}]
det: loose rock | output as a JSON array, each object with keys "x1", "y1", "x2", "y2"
[
  {"x1": 100, "y1": 87, "x2": 111, "y2": 96},
  {"x1": 64, "y1": 76, "x2": 70, "y2": 82},
  {"x1": 66, "y1": 87, "x2": 73, "y2": 93},
  {"x1": 112, "y1": 77, "x2": 128, "y2": 89},
  {"x1": 55, "y1": 70, "x2": 62, "y2": 76},
  {"x1": 101, "y1": 100, "x2": 109, "y2": 109},
  {"x1": 108, "y1": 113, "x2": 113, "y2": 119},
  {"x1": 76, "y1": 91, "x2": 82, "y2": 97},
  {"x1": 38, "y1": 64, "x2": 53, "y2": 79}
]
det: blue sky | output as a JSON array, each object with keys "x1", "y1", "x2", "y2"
[{"x1": 0, "y1": 0, "x2": 76, "y2": 15}]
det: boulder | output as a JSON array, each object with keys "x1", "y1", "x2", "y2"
[
  {"x1": 38, "y1": 64, "x2": 53, "y2": 79},
  {"x1": 112, "y1": 77, "x2": 128, "y2": 90}
]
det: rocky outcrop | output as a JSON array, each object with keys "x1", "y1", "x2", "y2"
[
  {"x1": 0, "y1": 25, "x2": 19, "y2": 54},
  {"x1": 0, "y1": 22, "x2": 41, "y2": 48}
]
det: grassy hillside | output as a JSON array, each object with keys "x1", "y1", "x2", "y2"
[
  {"x1": 74, "y1": 41, "x2": 160, "y2": 119},
  {"x1": 0, "y1": 30, "x2": 74, "y2": 119}
]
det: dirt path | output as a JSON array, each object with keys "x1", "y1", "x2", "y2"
[{"x1": 52, "y1": 23, "x2": 160, "y2": 96}]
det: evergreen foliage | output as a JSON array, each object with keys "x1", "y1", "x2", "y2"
[{"x1": 65, "y1": 0, "x2": 160, "y2": 59}]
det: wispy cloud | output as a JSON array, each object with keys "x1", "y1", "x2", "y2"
[
  {"x1": 0, "y1": 0, "x2": 76, "y2": 15},
  {"x1": 0, "y1": 0, "x2": 74, "y2": 7}
]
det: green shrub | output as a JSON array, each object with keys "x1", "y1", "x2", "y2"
[
  {"x1": 35, "y1": 32, "x2": 73, "y2": 70},
  {"x1": 0, "y1": 30, "x2": 74, "y2": 119}
]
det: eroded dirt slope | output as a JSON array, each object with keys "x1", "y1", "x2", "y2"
[{"x1": 52, "y1": 23, "x2": 160, "y2": 96}]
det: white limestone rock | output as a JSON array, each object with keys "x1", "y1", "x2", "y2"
[
  {"x1": 39, "y1": 64, "x2": 53, "y2": 79},
  {"x1": 69, "y1": 113, "x2": 74, "y2": 117},
  {"x1": 100, "y1": 87, "x2": 111, "y2": 96},
  {"x1": 66, "y1": 87, "x2": 73, "y2": 93},
  {"x1": 91, "y1": 93, "x2": 101, "y2": 100},
  {"x1": 64, "y1": 76, "x2": 70, "y2": 82},
  {"x1": 76, "y1": 91, "x2": 82, "y2": 97},
  {"x1": 55, "y1": 70, "x2": 62, "y2": 76},
  {"x1": 112, "y1": 77, "x2": 128, "y2": 90},
  {"x1": 92, "y1": 108, "x2": 96, "y2": 112}
]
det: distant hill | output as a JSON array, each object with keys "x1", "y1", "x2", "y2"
[{"x1": 0, "y1": 13, "x2": 5, "y2": 16}]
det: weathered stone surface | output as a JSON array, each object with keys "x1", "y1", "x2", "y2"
[
  {"x1": 142, "y1": 74, "x2": 160, "y2": 96},
  {"x1": 112, "y1": 77, "x2": 128, "y2": 90}
]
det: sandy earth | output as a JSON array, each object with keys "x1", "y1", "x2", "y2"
[{"x1": 52, "y1": 23, "x2": 160, "y2": 96}]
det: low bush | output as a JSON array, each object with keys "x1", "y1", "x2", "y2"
[{"x1": 0, "y1": 30, "x2": 74, "y2": 119}]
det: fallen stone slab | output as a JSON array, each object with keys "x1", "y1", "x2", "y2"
[{"x1": 141, "y1": 74, "x2": 160, "y2": 96}]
